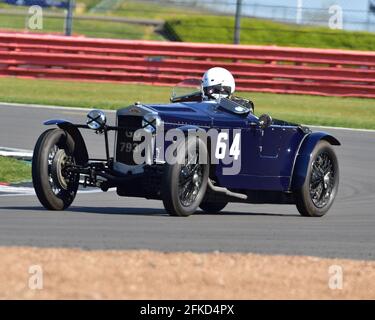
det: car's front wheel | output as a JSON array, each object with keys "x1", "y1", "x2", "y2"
[
  {"x1": 162, "y1": 137, "x2": 209, "y2": 217},
  {"x1": 32, "y1": 129, "x2": 79, "y2": 210},
  {"x1": 295, "y1": 140, "x2": 339, "y2": 217}
]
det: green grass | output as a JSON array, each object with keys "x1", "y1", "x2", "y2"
[
  {"x1": 79, "y1": 0, "x2": 102, "y2": 11},
  {"x1": 114, "y1": 0, "x2": 208, "y2": 19},
  {"x1": 0, "y1": 0, "x2": 196, "y2": 40},
  {"x1": 0, "y1": 77, "x2": 170, "y2": 109},
  {"x1": 0, "y1": 77, "x2": 374, "y2": 129},
  {"x1": 166, "y1": 15, "x2": 375, "y2": 50},
  {"x1": 0, "y1": 10, "x2": 163, "y2": 40},
  {"x1": 105, "y1": 1, "x2": 375, "y2": 50},
  {"x1": 0, "y1": 156, "x2": 31, "y2": 183},
  {"x1": 97, "y1": 0, "x2": 375, "y2": 50}
]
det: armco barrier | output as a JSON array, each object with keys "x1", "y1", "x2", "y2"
[{"x1": 0, "y1": 32, "x2": 374, "y2": 98}]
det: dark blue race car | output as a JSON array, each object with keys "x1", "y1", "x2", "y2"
[{"x1": 32, "y1": 80, "x2": 340, "y2": 217}]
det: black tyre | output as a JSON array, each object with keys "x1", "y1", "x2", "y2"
[
  {"x1": 295, "y1": 141, "x2": 339, "y2": 217},
  {"x1": 199, "y1": 201, "x2": 227, "y2": 214},
  {"x1": 32, "y1": 129, "x2": 79, "y2": 210},
  {"x1": 162, "y1": 137, "x2": 209, "y2": 217}
]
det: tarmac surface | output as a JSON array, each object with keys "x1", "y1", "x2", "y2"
[{"x1": 0, "y1": 103, "x2": 374, "y2": 260}]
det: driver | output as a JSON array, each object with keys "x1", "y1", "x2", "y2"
[{"x1": 201, "y1": 67, "x2": 254, "y2": 113}]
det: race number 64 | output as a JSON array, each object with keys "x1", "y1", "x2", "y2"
[{"x1": 215, "y1": 132, "x2": 241, "y2": 160}]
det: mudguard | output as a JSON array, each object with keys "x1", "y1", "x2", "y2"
[
  {"x1": 291, "y1": 132, "x2": 340, "y2": 190},
  {"x1": 44, "y1": 120, "x2": 89, "y2": 165}
]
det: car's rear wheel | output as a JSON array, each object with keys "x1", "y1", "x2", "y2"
[
  {"x1": 32, "y1": 129, "x2": 79, "y2": 210},
  {"x1": 199, "y1": 201, "x2": 227, "y2": 214},
  {"x1": 295, "y1": 141, "x2": 339, "y2": 217},
  {"x1": 162, "y1": 137, "x2": 209, "y2": 217}
]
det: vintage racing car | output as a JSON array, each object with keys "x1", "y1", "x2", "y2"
[{"x1": 32, "y1": 80, "x2": 340, "y2": 217}]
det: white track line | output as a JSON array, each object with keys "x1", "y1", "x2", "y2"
[
  {"x1": 307, "y1": 125, "x2": 375, "y2": 133},
  {"x1": 0, "y1": 186, "x2": 35, "y2": 194},
  {"x1": 0, "y1": 147, "x2": 33, "y2": 159},
  {"x1": 0, "y1": 185, "x2": 115, "y2": 197},
  {"x1": 0, "y1": 102, "x2": 116, "y2": 113}
]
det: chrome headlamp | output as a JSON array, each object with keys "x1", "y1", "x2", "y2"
[
  {"x1": 142, "y1": 113, "x2": 161, "y2": 132},
  {"x1": 87, "y1": 109, "x2": 107, "y2": 130}
]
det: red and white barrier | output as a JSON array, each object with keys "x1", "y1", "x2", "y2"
[{"x1": 0, "y1": 32, "x2": 374, "y2": 97}]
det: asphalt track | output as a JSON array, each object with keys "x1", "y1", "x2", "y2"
[{"x1": 0, "y1": 103, "x2": 374, "y2": 260}]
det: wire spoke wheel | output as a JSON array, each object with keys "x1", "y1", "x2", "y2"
[
  {"x1": 309, "y1": 151, "x2": 335, "y2": 208},
  {"x1": 295, "y1": 140, "x2": 339, "y2": 217},
  {"x1": 178, "y1": 149, "x2": 204, "y2": 207},
  {"x1": 162, "y1": 137, "x2": 209, "y2": 217}
]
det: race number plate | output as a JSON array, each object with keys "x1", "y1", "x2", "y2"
[{"x1": 116, "y1": 116, "x2": 143, "y2": 165}]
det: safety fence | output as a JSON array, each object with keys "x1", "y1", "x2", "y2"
[{"x1": 0, "y1": 32, "x2": 374, "y2": 98}]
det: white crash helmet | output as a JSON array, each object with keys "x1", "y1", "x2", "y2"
[{"x1": 201, "y1": 67, "x2": 235, "y2": 99}]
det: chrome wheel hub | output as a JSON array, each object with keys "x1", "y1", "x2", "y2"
[
  {"x1": 192, "y1": 173, "x2": 200, "y2": 185},
  {"x1": 48, "y1": 146, "x2": 73, "y2": 195}
]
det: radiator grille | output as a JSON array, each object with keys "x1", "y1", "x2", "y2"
[{"x1": 116, "y1": 116, "x2": 143, "y2": 165}]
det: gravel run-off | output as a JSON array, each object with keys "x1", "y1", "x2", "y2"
[{"x1": 1, "y1": 247, "x2": 375, "y2": 299}]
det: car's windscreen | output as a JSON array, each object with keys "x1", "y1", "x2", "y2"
[{"x1": 171, "y1": 79, "x2": 202, "y2": 102}]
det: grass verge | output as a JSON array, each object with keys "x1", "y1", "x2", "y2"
[
  {"x1": 166, "y1": 15, "x2": 375, "y2": 50},
  {"x1": 0, "y1": 156, "x2": 30, "y2": 183},
  {"x1": 0, "y1": 8, "x2": 164, "y2": 40},
  {"x1": 92, "y1": 0, "x2": 375, "y2": 50},
  {"x1": 1, "y1": 77, "x2": 374, "y2": 129}
]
